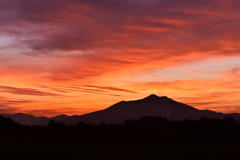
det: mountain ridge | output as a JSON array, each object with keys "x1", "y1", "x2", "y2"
[{"x1": 1, "y1": 94, "x2": 240, "y2": 125}]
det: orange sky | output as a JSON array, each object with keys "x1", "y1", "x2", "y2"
[{"x1": 0, "y1": 0, "x2": 240, "y2": 117}]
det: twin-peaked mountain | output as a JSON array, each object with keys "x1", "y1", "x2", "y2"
[{"x1": 2, "y1": 94, "x2": 240, "y2": 125}]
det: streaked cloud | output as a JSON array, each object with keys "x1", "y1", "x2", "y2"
[
  {"x1": 0, "y1": 85, "x2": 61, "y2": 96},
  {"x1": 37, "y1": 85, "x2": 133, "y2": 96},
  {"x1": 82, "y1": 85, "x2": 138, "y2": 93}
]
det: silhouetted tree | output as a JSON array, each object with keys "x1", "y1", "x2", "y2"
[
  {"x1": 48, "y1": 120, "x2": 66, "y2": 130},
  {"x1": 100, "y1": 121, "x2": 106, "y2": 126},
  {"x1": 224, "y1": 116, "x2": 235, "y2": 122},
  {"x1": 0, "y1": 115, "x2": 21, "y2": 129},
  {"x1": 77, "y1": 121, "x2": 92, "y2": 129}
]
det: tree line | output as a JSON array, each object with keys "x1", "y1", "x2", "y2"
[{"x1": 1, "y1": 115, "x2": 240, "y2": 144}]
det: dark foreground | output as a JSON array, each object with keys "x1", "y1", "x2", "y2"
[
  {"x1": 1, "y1": 143, "x2": 240, "y2": 160},
  {"x1": 1, "y1": 115, "x2": 240, "y2": 160}
]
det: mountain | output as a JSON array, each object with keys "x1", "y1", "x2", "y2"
[
  {"x1": 62, "y1": 94, "x2": 239, "y2": 125},
  {"x1": 1, "y1": 113, "x2": 48, "y2": 125},
  {"x1": 1, "y1": 113, "x2": 70, "y2": 126},
  {"x1": 2, "y1": 94, "x2": 240, "y2": 125}
]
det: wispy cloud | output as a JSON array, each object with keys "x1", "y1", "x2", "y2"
[
  {"x1": 82, "y1": 85, "x2": 138, "y2": 93},
  {"x1": 0, "y1": 96, "x2": 35, "y2": 114},
  {"x1": 37, "y1": 84, "x2": 136, "y2": 96},
  {"x1": 35, "y1": 84, "x2": 121, "y2": 96},
  {"x1": 0, "y1": 85, "x2": 61, "y2": 96}
]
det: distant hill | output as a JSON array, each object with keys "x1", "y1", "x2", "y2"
[
  {"x1": 1, "y1": 113, "x2": 70, "y2": 126},
  {"x1": 1, "y1": 113, "x2": 48, "y2": 125},
  {"x1": 2, "y1": 94, "x2": 240, "y2": 125}
]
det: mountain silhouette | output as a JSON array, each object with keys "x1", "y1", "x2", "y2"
[
  {"x1": 63, "y1": 94, "x2": 236, "y2": 125},
  {"x1": 1, "y1": 113, "x2": 69, "y2": 126},
  {"x1": 2, "y1": 94, "x2": 240, "y2": 125},
  {"x1": 1, "y1": 113, "x2": 48, "y2": 125}
]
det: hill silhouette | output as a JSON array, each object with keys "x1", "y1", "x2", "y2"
[
  {"x1": 2, "y1": 94, "x2": 240, "y2": 125},
  {"x1": 1, "y1": 113, "x2": 48, "y2": 125}
]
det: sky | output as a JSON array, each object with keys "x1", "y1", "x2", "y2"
[{"x1": 0, "y1": 0, "x2": 240, "y2": 117}]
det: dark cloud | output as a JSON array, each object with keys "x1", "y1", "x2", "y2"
[
  {"x1": 1, "y1": 0, "x2": 240, "y2": 53},
  {"x1": 0, "y1": 85, "x2": 61, "y2": 96},
  {"x1": 37, "y1": 85, "x2": 124, "y2": 96},
  {"x1": 0, "y1": 99, "x2": 34, "y2": 105},
  {"x1": 82, "y1": 85, "x2": 138, "y2": 93}
]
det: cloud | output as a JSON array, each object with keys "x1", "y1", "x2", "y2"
[
  {"x1": 0, "y1": 96, "x2": 36, "y2": 114},
  {"x1": 150, "y1": 74, "x2": 158, "y2": 78},
  {"x1": 82, "y1": 85, "x2": 138, "y2": 93},
  {"x1": 37, "y1": 84, "x2": 136, "y2": 96},
  {"x1": 0, "y1": 106, "x2": 20, "y2": 114},
  {"x1": 0, "y1": 0, "x2": 240, "y2": 83},
  {"x1": 37, "y1": 85, "x2": 124, "y2": 96},
  {"x1": 0, "y1": 99, "x2": 34, "y2": 105},
  {"x1": 231, "y1": 67, "x2": 240, "y2": 78},
  {"x1": 0, "y1": 85, "x2": 61, "y2": 96},
  {"x1": 1, "y1": 1, "x2": 240, "y2": 51}
]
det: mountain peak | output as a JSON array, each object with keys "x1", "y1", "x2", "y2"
[
  {"x1": 144, "y1": 94, "x2": 169, "y2": 100},
  {"x1": 149, "y1": 94, "x2": 159, "y2": 97}
]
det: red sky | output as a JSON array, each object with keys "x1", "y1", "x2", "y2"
[{"x1": 0, "y1": 0, "x2": 240, "y2": 117}]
